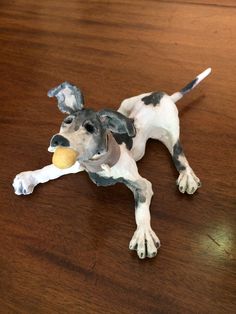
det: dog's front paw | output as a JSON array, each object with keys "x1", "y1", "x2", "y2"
[
  {"x1": 177, "y1": 169, "x2": 201, "y2": 194},
  {"x1": 13, "y1": 171, "x2": 37, "y2": 195},
  {"x1": 129, "y1": 226, "x2": 160, "y2": 259}
]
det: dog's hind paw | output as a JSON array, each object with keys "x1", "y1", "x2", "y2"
[
  {"x1": 13, "y1": 171, "x2": 37, "y2": 195},
  {"x1": 176, "y1": 169, "x2": 201, "y2": 194},
  {"x1": 129, "y1": 225, "x2": 160, "y2": 259}
]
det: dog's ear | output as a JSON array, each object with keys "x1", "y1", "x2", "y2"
[
  {"x1": 48, "y1": 82, "x2": 84, "y2": 114},
  {"x1": 97, "y1": 109, "x2": 136, "y2": 137}
]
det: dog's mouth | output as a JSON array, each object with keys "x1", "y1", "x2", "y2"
[{"x1": 47, "y1": 143, "x2": 107, "y2": 168}]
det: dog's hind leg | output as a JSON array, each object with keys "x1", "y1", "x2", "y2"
[
  {"x1": 144, "y1": 96, "x2": 201, "y2": 195},
  {"x1": 13, "y1": 162, "x2": 84, "y2": 195},
  {"x1": 159, "y1": 129, "x2": 201, "y2": 194},
  {"x1": 171, "y1": 139, "x2": 201, "y2": 194}
]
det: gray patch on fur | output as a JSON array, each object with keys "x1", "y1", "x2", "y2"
[{"x1": 88, "y1": 172, "x2": 123, "y2": 187}]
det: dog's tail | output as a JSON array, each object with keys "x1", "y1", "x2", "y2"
[{"x1": 170, "y1": 68, "x2": 211, "y2": 103}]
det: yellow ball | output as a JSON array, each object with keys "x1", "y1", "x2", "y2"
[{"x1": 52, "y1": 147, "x2": 78, "y2": 169}]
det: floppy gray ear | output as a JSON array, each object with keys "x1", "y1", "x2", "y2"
[
  {"x1": 47, "y1": 82, "x2": 84, "y2": 114},
  {"x1": 98, "y1": 109, "x2": 136, "y2": 137}
]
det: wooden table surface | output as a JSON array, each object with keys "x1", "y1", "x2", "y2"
[{"x1": 0, "y1": 0, "x2": 235, "y2": 313}]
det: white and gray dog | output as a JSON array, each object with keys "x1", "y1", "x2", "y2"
[{"x1": 13, "y1": 68, "x2": 211, "y2": 259}]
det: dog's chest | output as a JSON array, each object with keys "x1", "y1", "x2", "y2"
[{"x1": 88, "y1": 172, "x2": 126, "y2": 187}]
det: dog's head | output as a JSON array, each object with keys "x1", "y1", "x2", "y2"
[{"x1": 48, "y1": 82, "x2": 135, "y2": 162}]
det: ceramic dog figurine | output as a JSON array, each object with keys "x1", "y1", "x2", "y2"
[{"x1": 13, "y1": 68, "x2": 211, "y2": 259}]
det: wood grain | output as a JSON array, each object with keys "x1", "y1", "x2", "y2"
[{"x1": 0, "y1": 0, "x2": 235, "y2": 313}]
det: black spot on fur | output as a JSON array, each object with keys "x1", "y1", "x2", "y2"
[
  {"x1": 112, "y1": 132, "x2": 133, "y2": 150},
  {"x1": 172, "y1": 141, "x2": 186, "y2": 172},
  {"x1": 173, "y1": 140, "x2": 183, "y2": 156},
  {"x1": 98, "y1": 109, "x2": 136, "y2": 136},
  {"x1": 180, "y1": 78, "x2": 198, "y2": 94},
  {"x1": 142, "y1": 92, "x2": 165, "y2": 106}
]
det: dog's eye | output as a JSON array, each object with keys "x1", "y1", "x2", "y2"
[
  {"x1": 84, "y1": 122, "x2": 95, "y2": 133},
  {"x1": 64, "y1": 117, "x2": 73, "y2": 124}
]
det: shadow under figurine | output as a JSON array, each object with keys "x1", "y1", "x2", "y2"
[{"x1": 13, "y1": 68, "x2": 211, "y2": 259}]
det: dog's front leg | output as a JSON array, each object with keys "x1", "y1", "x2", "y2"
[
  {"x1": 13, "y1": 162, "x2": 84, "y2": 195},
  {"x1": 126, "y1": 177, "x2": 160, "y2": 259}
]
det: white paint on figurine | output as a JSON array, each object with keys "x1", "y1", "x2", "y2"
[
  {"x1": 13, "y1": 162, "x2": 84, "y2": 195},
  {"x1": 13, "y1": 68, "x2": 211, "y2": 259}
]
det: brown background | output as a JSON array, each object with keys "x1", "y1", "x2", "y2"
[{"x1": 0, "y1": 0, "x2": 235, "y2": 313}]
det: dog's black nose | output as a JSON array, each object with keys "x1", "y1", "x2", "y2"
[{"x1": 50, "y1": 134, "x2": 70, "y2": 147}]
